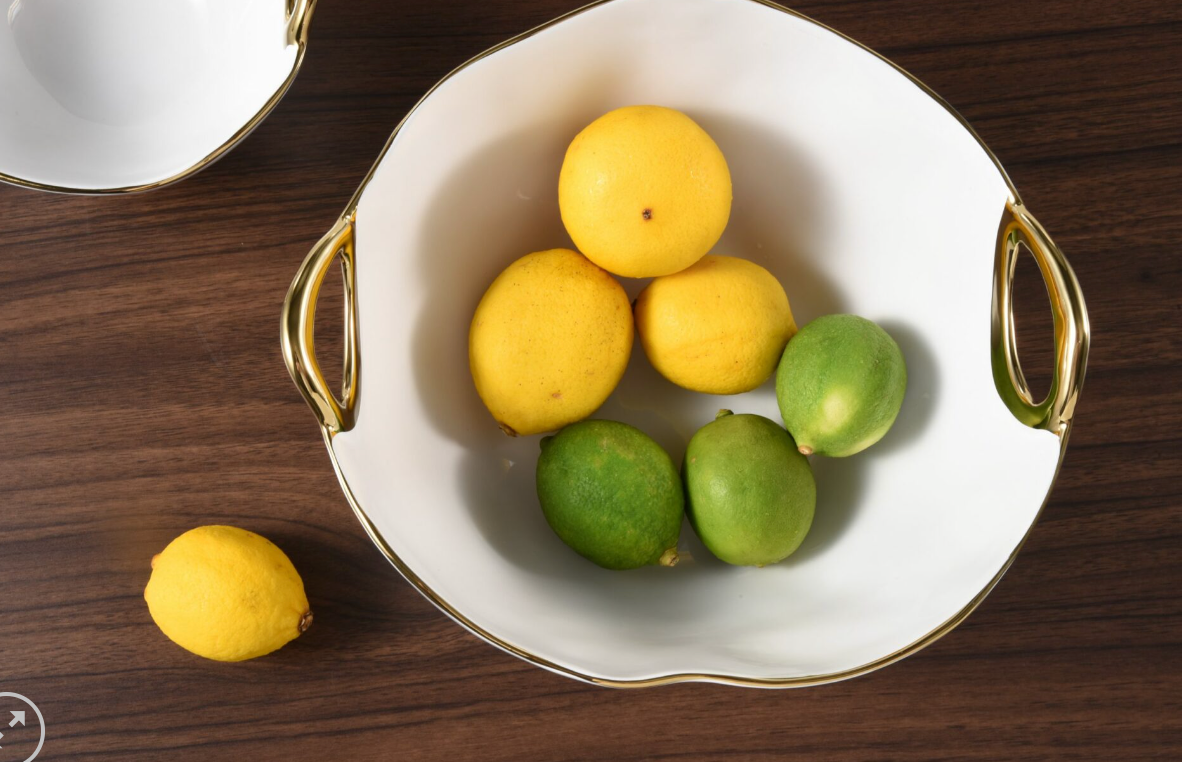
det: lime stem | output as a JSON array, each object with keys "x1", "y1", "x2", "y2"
[
  {"x1": 798, "y1": 445, "x2": 814, "y2": 456},
  {"x1": 659, "y1": 548, "x2": 679, "y2": 567}
]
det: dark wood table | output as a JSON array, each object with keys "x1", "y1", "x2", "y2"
[{"x1": 2, "y1": 0, "x2": 1179, "y2": 759}]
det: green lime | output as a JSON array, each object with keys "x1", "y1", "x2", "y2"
[
  {"x1": 683, "y1": 411, "x2": 816, "y2": 566},
  {"x1": 776, "y1": 314, "x2": 907, "y2": 457},
  {"x1": 536, "y1": 420, "x2": 683, "y2": 570}
]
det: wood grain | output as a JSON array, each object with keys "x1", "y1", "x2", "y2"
[{"x1": 1, "y1": 0, "x2": 1179, "y2": 759}]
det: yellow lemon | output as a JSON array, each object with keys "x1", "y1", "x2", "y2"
[
  {"x1": 635, "y1": 255, "x2": 796, "y2": 394},
  {"x1": 144, "y1": 526, "x2": 311, "y2": 662},
  {"x1": 559, "y1": 106, "x2": 732, "y2": 278},
  {"x1": 470, "y1": 248, "x2": 632, "y2": 436}
]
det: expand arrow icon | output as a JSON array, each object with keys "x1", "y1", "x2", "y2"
[{"x1": 9, "y1": 711, "x2": 24, "y2": 727}]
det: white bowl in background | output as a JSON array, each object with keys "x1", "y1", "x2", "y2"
[
  {"x1": 283, "y1": 0, "x2": 1089, "y2": 687},
  {"x1": 0, "y1": 0, "x2": 315, "y2": 193}
]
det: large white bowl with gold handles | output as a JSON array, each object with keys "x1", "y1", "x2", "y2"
[
  {"x1": 282, "y1": 0, "x2": 1089, "y2": 687},
  {"x1": 0, "y1": 0, "x2": 316, "y2": 193}
]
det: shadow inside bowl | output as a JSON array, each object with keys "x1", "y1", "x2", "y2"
[
  {"x1": 778, "y1": 453, "x2": 867, "y2": 566},
  {"x1": 410, "y1": 125, "x2": 574, "y2": 452},
  {"x1": 699, "y1": 110, "x2": 845, "y2": 324},
  {"x1": 781, "y1": 319, "x2": 939, "y2": 563},
  {"x1": 868, "y1": 319, "x2": 941, "y2": 456}
]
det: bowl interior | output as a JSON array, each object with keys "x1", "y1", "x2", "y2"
[
  {"x1": 0, "y1": 0, "x2": 297, "y2": 189},
  {"x1": 333, "y1": 0, "x2": 1063, "y2": 683}
]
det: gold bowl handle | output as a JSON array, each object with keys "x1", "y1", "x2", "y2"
[
  {"x1": 282, "y1": 214, "x2": 358, "y2": 435},
  {"x1": 287, "y1": 0, "x2": 317, "y2": 47},
  {"x1": 991, "y1": 201, "x2": 1090, "y2": 433}
]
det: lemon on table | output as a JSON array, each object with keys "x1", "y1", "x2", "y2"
[
  {"x1": 559, "y1": 106, "x2": 732, "y2": 278},
  {"x1": 144, "y1": 526, "x2": 312, "y2": 662},
  {"x1": 470, "y1": 248, "x2": 633, "y2": 436},
  {"x1": 634, "y1": 255, "x2": 797, "y2": 394}
]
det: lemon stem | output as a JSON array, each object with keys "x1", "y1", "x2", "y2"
[{"x1": 299, "y1": 611, "x2": 314, "y2": 633}]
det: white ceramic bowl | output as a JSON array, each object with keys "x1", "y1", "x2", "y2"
[
  {"x1": 0, "y1": 0, "x2": 315, "y2": 193},
  {"x1": 283, "y1": 0, "x2": 1089, "y2": 687}
]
